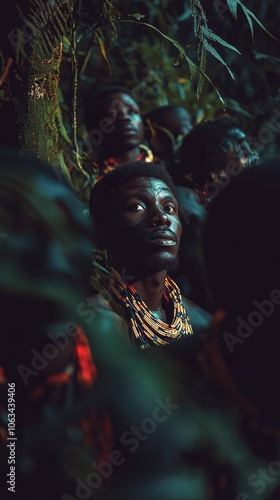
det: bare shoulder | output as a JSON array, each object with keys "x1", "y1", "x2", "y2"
[{"x1": 183, "y1": 297, "x2": 212, "y2": 334}]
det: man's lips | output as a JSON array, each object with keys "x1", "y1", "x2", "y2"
[
  {"x1": 147, "y1": 230, "x2": 177, "y2": 247},
  {"x1": 118, "y1": 126, "x2": 137, "y2": 135}
]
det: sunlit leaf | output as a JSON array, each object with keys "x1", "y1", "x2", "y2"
[{"x1": 95, "y1": 31, "x2": 112, "y2": 76}]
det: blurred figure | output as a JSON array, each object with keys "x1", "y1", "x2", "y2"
[
  {"x1": 0, "y1": 148, "x2": 106, "y2": 499},
  {"x1": 84, "y1": 85, "x2": 153, "y2": 178},
  {"x1": 144, "y1": 104, "x2": 193, "y2": 173},
  {"x1": 199, "y1": 158, "x2": 280, "y2": 499},
  {"x1": 204, "y1": 158, "x2": 280, "y2": 433},
  {"x1": 172, "y1": 116, "x2": 259, "y2": 310},
  {"x1": 180, "y1": 116, "x2": 259, "y2": 205}
]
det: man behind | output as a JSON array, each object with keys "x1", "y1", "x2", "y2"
[
  {"x1": 84, "y1": 85, "x2": 153, "y2": 178},
  {"x1": 89, "y1": 160, "x2": 210, "y2": 348}
]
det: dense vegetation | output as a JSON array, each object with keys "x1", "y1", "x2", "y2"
[{"x1": 0, "y1": 1, "x2": 279, "y2": 197}]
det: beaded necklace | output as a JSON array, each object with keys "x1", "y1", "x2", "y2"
[
  {"x1": 101, "y1": 144, "x2": 154, "y2": 175},
  {"x1": 91, "y1": 252, "x2": 193, "y2": 349}
]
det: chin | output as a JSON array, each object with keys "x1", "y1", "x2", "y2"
[{"x1": 143, "y1": 254, "x2": 180, "y2": 274}]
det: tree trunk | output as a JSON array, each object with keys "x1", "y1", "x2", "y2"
[{"x1": 18, "y1": 43, "x2": 63, "y2": 167}]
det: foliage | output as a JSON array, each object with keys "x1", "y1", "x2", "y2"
[{"x1": 0, "y1": 0, "x2": 279, "y2": 200}]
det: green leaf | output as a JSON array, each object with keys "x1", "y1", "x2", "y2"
[
  {"x1": 57, "y1": 151, "x2": 72, "y2": 184},
  {"x1": 119, "y1": 20, "x2": 185, "y2": 57},
  {"x1": 56, "y1": 105, "x2": 72, "y2": 146},
  {"x1": 237, "y1": 1, "x2": 279, "y2": 41},
  {"x1": 201, "y1": 26, "x2": 241, "y2": 54},
  {"x1": 174, "y1": 52, "x2": 185, "y2": 67},
  {"x1": 197, "y1": 44, "x2": 207, "y2": 99},
  {"x1": 162, "y1": 38, "x2": 169, "y2": 52},
  {"x1": 185, "y1": 55, "x2": 197, "y2": 81},
  {"x1": 80, "y1": 45, "x2": 94, "y2": 76},
  {"x1": 95, "y1": 31, "x2": 112, "y2": 76},
  {"x1": 239, "y1": 4, "x2": 254, "y2": 41},
  {"x1": 252, "y1": 50, "x2": 280, "y2": 66},
  {"x1": 224, "y1": 98, "x2": 253, "y2": 117},
  {"x1": 226, "y1": 0, "x2": 238, "y2": 19},
  {"x1": 204, "y1": 41, "x2": 235, "y2": 80}
]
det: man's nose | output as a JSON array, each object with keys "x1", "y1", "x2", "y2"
[
  {"x1": 151, "y1": 207, "x2": 170, "y2": 227},
  {"x1": 118, "y1": 109, "x2": 130, "y2": 120}
]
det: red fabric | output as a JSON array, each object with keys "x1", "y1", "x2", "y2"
[{"x1": 0, "y1": 326, "x2": 113, "y2": 462}]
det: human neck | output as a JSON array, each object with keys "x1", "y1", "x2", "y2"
[
  {"x1": 130, "y1": 271, "x2": 167, "y2": 312},
  {"x1": 103, "y1": 146, "x2": 142, "y2": 165},
  {"x1": 105, "y1": 253, "x2": 167, "y2": 311}
]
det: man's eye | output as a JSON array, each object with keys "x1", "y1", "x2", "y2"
[
  {"x1": 106, "y1": 110, "x2": 117, "y2": 118},
  {"x1": 128, "y1": 108, "x2": 139, "y2": 115},
  {"x1": 127, "y1": 203, "x2": 145, "y2": 212},
  {"x1": 164, "y1": 204, "x2": 177, "y2": 214}
]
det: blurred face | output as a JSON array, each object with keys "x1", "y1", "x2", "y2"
[
  {"x1": 100, "y1": 92, "x2": 144, "y2": 155},
  {"x1": 207, "y1": 127, "x2": 259, "y2": 188},
  {"x1": 147, "y1": 107, "x2": 192, "y2": 161},
  {"x1": 105, "y1": 177, "x2": 182, "y2": 277},
  {"x1": 221, "y1": 127, "x2": 259, "y2": 169},
  {"x1": 163, "y1": 108, "x2": 193, "y2": 138}
]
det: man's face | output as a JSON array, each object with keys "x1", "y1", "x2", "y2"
[
  {"x1": 105, "y1": 177, "x2": 182, "y2": 277},
  {"x1": 162, "y1": 107, "x2": 193, "y2": 138},
  {"x1": 207, "y1": 127, "x2": 259, "y2": 188},
  {"x1": 100, "y1": 92, "x2": 144, "y2": 155},
  {"x1": 221, "y1": 127, "x2": 259, "y2": 169}
]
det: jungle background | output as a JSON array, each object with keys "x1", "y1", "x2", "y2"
[{"x1": 0, "y1": 0, "x2": 279, "y2": 199}]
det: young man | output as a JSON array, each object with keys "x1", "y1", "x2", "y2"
[
  {"x1": 89, "y1": 160, "x2": 210, "y2": 348},
  {"x1": 84, "y1": 85, "x2": 153, "y2": 177}
]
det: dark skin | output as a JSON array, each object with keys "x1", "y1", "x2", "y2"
[
  {"x1": 207, "y1": 127, "x2": 259, "y2": 189},
  {"x1": 98, "y1": 92, "x2": 144, "y2": 163},
  {"x1": 104, "y1": 177, "x2": 211, "y2": 329}
]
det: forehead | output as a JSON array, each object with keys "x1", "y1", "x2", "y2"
[
  {"x1": 102, "y1": 93, "x2": 139, "y2": 110},
  {"x1": 114, "y1": 176, "x2": 175, "y2": 198},
  {"x1": 156, "y1": 108, "x2": 191, "y2": 136}
]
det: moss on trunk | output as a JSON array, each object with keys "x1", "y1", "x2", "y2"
[{"x1": 19, "y1": 43, "x2": 63, "y2": 167}]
